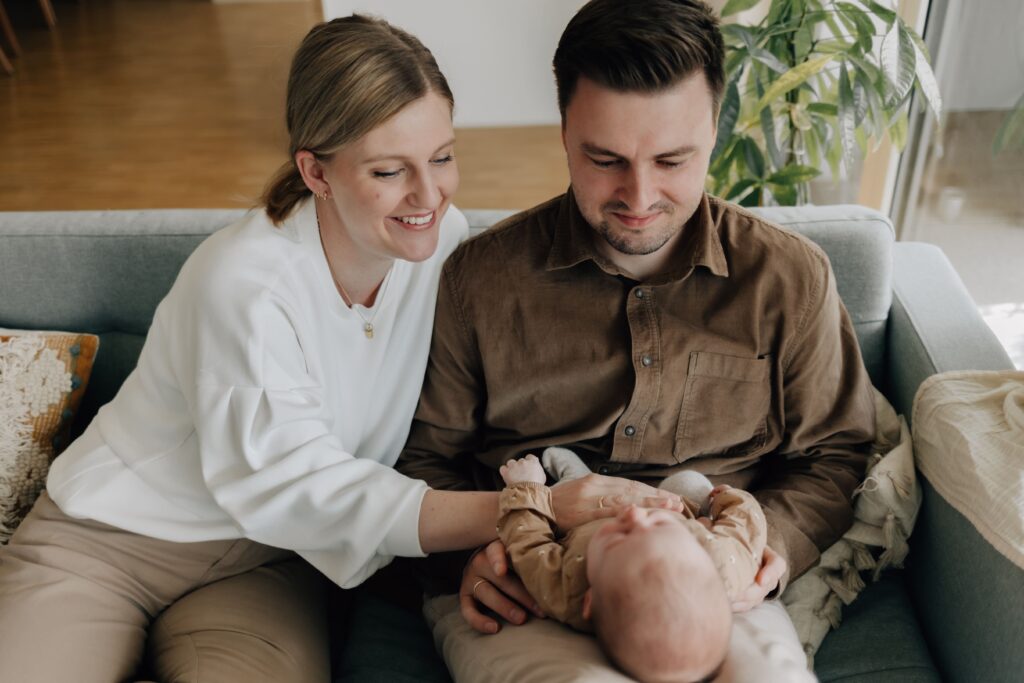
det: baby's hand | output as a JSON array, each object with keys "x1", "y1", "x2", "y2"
[
  {"x1": 709, "y1": 484, "x2": 733, "y2": 500},
  {"x1": 500, "y1": 454, "x2": 546, "y2": 485}
]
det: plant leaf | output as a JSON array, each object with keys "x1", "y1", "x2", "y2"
[
  {"x1": 739, "y1": 187, "x2": 763, "y2": 207},
  {"x1": 750, "y1": 45, "x2": 790, "y2": 75},
  {"x1": 735, "y1": 25, "x2": 790, "y2": 75},
  {"x1": 902, "y1": 20, "x2": 942, "y2": 120},
  {"x1": 825, "y1": 128, "x2": 843, "y2": 179},
  {"x1": 805, "y1": 122, "x2": 822, "y2": 168},
  {"x1": 721, "y1": 0, "x2": 763, "y2": 17},
  {"x1": 768, "y1": 164, "x2": 821, "y2": 184},
  {"x1": 852, "y1": 73, "x2": 868, "y2": 126},
  {"x1": 724, "y1": 46, "x2": 749, "y2": 81},
  {"x1": 856, "y1": 68, "x2": 888, "y2": 147},
  {"x1": 837, "y1": 63, "x2": 858, "y2": 173},
  {"x1": 859, "y1": 0, "x2": 897, "y2": 26},
  {"x1": 994, "y1": 91, "x2": 1024, "y2": 154},
  {"x1": 712, "y1": 76, "x2": 742, "y2": 164},
  {"x1": 807, "y1": 102, "x2": 838, "y2": 116},
  {"x1": 794, "y1": 24, "x2": 814, "y2": 61},
  {"x1": 881, "y1": 22, "x2": 916, "y2": 107},
  {"x1": 768, "y1": 182, "x2": 798, "y2": 206},
  {"x1": 743, "y1": 137, "x2": 767, "y2": 179},
  {"x1": 838, "y1": 3, "x2": 876, "y2": 54},
  {"x1": 756, "y1": 78, "x2": 786, "y2": 171},
  {"x1": 888, "y1": 109, "x2": 908, "y2": 149},
  {"x1": 725, "y1": 178, "x2": 760, "y2": 201},
  {"x1": 766, "y1": 0, "x2": 792, "y2": 26},
  {"x1": 756, "y1": 54, "x2": 836, "y2": 112}
]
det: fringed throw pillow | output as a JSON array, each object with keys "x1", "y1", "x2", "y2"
[{"x1": 0, "y1": 331, "x2": 98, "y2": 543}]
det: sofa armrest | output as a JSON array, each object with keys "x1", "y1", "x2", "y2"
[
  {"x1": 889, "y1": 243, "x2": 1020, "y2": 682},
  {"x1": 909, "y1": 373, "x2": 1024, "y2": 683},
  {"x1": 887, "y1": 242, "x2": 1013, "y2": 418}
]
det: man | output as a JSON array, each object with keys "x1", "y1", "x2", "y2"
[{"x1": 399, "y1": 0, "x2": 874, "y2": 679}]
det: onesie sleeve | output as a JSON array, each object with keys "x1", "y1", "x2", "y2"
[
  {"x1": 497, "y1": 482, "x2": 592, "y2": 631},
  {"x1": 703, "y1": 488, "x2": 769, "y2": 600}
]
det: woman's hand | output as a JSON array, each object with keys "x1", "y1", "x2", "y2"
[
  {"x1": 460, "y1": 540, "x2": 544, "y2": 634},
  {"x1": 549, "y1": 473, "x2": 683, "y2": 531},
  {"x1": 731, "y1": 545, "x2": 787, "y2": 612}
]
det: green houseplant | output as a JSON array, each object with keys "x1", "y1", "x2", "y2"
[
  {"x1": 994, "y1": 91, "x2": 1024, "y2": 154},
  {"x1": 708, "y1": 0, "x2": 942, "y2": 206}
]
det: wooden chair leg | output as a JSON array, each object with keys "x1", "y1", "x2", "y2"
[
  {"x1": 38, "y1": 0, "x2": 56, "y2": 28},
  {"x1": 0, "y1": 1, "x2": 22, "y2": 57},
  {"x1": 0, "y1": 43, "x2": 13, "y2": 75}
]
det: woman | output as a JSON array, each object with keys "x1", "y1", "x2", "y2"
[{"x1": 0, "y1": 16, "x2": 673, "y2": 683}]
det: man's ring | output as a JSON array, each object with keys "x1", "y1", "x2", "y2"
[
  {"x1": 598, "y1": 496, "x2": 605, "y2": 509},
  {"x1": 472, "y1": 579, "x2": 487, "y2": 597}
]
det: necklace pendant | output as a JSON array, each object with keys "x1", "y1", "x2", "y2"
[{"x1": 363, "y1": 322, "x2": 374, "y2": 339}]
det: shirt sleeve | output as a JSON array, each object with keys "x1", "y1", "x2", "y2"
[
  {"x1": 754, "y1": 251, "x2": 875, "y2": 587},
  {"x1": 180, "y1": 271, "x2": 428, "y2": 586}
]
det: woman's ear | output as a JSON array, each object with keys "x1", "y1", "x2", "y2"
[
  {"x1": 581, "y1": 588, "x2": 593, "y2": 620},
  {"x1": 294, "y1": 150, "x2": 330, "y2": 198}
]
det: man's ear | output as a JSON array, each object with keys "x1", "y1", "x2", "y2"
[
  {"x1": 294, "y1": 150, "x2": 330, "y2": 197},
  {"x1": 581, "y1": 587, "x2": 593, "y2": 620}
]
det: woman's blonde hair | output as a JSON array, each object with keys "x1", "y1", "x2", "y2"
[{"x1": 262, "y1": 15, "x2": 454, "y2": 224}]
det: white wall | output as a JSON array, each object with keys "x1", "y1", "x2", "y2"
[
  {"x1": 941, "y1": 0, "x2": 1024, "y2": 111},
  {"x1": 322, "y1": 0, "x2": 587, "y2": 128}
]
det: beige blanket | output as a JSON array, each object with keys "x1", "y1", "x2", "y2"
[
  {"x1": 912, "y1": 370, "x2": 1024, "y2": 571},
  {"x1": 782, "y1": 388, "x2": 919, "y2": 663}
]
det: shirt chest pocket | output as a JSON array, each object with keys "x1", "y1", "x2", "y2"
[{"x1": 675, "y1": 351, "x2": 771, "y2": 461}]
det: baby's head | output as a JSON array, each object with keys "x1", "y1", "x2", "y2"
[{"x1": 584, "y1": 506, "x2": 731, "y2": 683}]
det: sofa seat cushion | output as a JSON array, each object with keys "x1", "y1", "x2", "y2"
[
  {"x1": 333, "y1": 591, "x2": 449, "y2": 683},
  {"x1": 814, "y1": 571, "x2": 939, "y2": 682}
]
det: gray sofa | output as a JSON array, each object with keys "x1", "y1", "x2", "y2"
[{"x1": 0, "y1": 204, "x2": 1018, "y2": 682}]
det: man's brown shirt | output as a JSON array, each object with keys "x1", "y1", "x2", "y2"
[{"x1": 399, "y1": 191, "x2": 875, "y2": 584}]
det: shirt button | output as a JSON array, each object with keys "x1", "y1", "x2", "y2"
[
  {"x1": 624, "y1": 425, "x2": 636, "y2": 437},
  {"x1": 634, "y1": 289, "x2": 645, "y2": 299},
  {"x1": 597, "y1": 465, "x2": 610, "y2": 475},
  {"x1": 641, "y1": 355, "x2": 653, "y2": 367}
]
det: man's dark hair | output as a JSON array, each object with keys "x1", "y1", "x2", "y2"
[{"x1": 553, "y1": 0, "x2": 725, "y2": 119}]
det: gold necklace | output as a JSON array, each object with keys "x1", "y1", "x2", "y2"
[{"x1": 316, "y1": 207, "x2": 390, "y2": 340}]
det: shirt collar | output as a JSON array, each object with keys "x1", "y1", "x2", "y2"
[{"x1": 546, "y1": 190, "x2": 729, "y2": 280}]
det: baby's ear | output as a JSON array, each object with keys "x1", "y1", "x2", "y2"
[{"x1": 581, "y1": 588, "x2": 593, "y2": 620}]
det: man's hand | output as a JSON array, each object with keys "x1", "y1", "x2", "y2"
[
  {"x1": 731, "y1": 545, "x2": 787, "y2": 612},
  {"x1": 460, "y1": 540, "x2": 545, "y2": 634},
  {"x1": 549, "y1": 473, "x2": 683, "y2": 531},
  {"x1": 499, "y1": 454, "x2": 546, "y2": 486}
]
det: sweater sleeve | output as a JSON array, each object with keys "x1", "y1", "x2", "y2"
[{"x1": 180, "y1": 272, "x2": 428, "y2": 587}]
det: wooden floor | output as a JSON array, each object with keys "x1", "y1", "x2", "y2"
[{"x1": 0, "y1": 0, "x2": 567, "y2": 212}]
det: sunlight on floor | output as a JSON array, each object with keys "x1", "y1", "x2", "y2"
[{"x1": 980, "y1": 303, "x2": 1024, "y2": 370}]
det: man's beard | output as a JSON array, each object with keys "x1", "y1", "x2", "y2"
[{"x1": 591, "y1": 203, "x2": 680, "y2": 256}]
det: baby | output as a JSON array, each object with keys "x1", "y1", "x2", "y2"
[{"x1": 497, "y1": 448, "x2": 768, "y2": 683}]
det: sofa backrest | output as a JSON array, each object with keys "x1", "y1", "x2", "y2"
[{"x1": 0, "y1": 204, "x2": 893, "y2": 436}]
